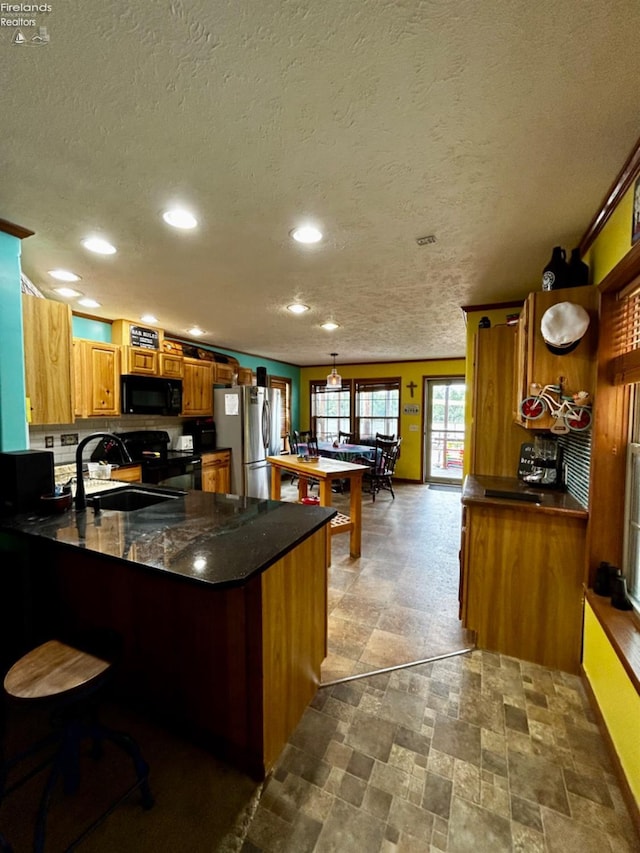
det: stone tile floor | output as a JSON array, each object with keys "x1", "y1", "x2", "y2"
[
  {"x1": 243, "y1": 482, "x2": 638, "y2": 852},
  {"x1": 244, "y1": 650, "x2": 637, "y2": 852}
]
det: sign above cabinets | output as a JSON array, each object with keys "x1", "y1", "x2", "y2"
[{"x1": 129, "y1": 325, "x2": 160, "y2": 349}]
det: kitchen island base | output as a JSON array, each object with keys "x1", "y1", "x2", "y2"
[{"x1": 10, "y1": 526, "x2": 328, "y2": 781}]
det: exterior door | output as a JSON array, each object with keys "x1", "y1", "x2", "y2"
[{"x1": 424, "y1": 378, "x2": 466, "y2": 484}]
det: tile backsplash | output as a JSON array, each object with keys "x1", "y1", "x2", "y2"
[{"x1": 29, "y1": 416, "x2": 186, "y2": 465}]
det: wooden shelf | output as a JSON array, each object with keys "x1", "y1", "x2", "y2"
[{"x1": 330, "y1": 513, "x2": 352, "y2": 535}]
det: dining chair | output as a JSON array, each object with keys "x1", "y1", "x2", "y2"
[
  {"x1": 364, "y1": 437, "x2": 401, "y2": 502},
  {"x1": 338, "y1": 431, "x2": 354, "y2": 444},
  {"x1": 375, "y1": 431, "x2": 396, "y2": 441},
  {"x1": 290, "y1": 432, "x2": 318, "y2": 491}
]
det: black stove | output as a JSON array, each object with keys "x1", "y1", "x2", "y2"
[{"x1": 91, "y1": 430, "x2": 202, "y2": 490}]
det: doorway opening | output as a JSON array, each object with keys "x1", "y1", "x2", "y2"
[{"x1": 424, "y1": 377, "x2": 466, "y2": 484}]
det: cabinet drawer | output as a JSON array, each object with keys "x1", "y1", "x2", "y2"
[
  {"x1": 202, "y1": 451, "x2": 231, "y2": 468},
  {"x1": 159, "y1": 353, "x2": 184, "y2": 378},
  {"x1": 110, "y1": 464, "x2": 142, "y2": 483},
  {"x1": 237, "y1": 367, "x2": 253, "y2": 385},
  {"x1": 214, "y1": 363, "x2": 235, "y2": 385},
  {"x1": 123, "y1": 346, "x2": 158, "y2": 375}
]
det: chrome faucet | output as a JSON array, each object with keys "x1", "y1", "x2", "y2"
[{"x1": 74, "y1": 433, "x2": 132, "y2": 512}]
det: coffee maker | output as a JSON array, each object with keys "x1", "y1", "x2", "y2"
[{"x1": 518, "y1": 436, "x2": 563, "y2": 488}]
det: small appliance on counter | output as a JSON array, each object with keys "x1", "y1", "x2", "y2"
[
  {"x1": 182, "y1": 417, "x2": 216, "y2": 453},
  {"x1": 517, "y1": 437, "x2": 563, "y2": 488},
  {"x1": 0, "y1": 449, "x2": 55, "y2": 514}
]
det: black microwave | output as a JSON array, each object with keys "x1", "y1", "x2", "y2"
[{"x1": 121, "y1": 375, "x2": 183, "y2": 416}]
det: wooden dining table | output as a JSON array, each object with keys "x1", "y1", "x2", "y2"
[{"x1": 266, "y1": 455, "x2": 369, "y2": 558}]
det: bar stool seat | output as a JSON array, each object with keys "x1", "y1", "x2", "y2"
[{"x1": 1, "y1": 639, "x2": 153, "y2": 852}]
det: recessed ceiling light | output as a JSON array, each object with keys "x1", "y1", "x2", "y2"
[
  {"x1": 321, "y1": 321, "x2": 340, "y2": 331},
  {"x1": 140, "y1": 314, "x2": 158, "y2": 324},
  {"x1": 48, "y1": 269, "x2": 81, "y2": 282},
  {"x1": 291, "y1": 225, "x2": 323, "y2": 244},
  {"x1": 54, "y1": 287, "x2": 82, "y2": 298},
  {"x1": 163, "y1": 208, "x2": 198, "y2": 229},
  {"x1": 77, "y1": 297, "x2": 101, "y2": 308},
  {"x1": 82, "y1": 237, "x2": 117, "y2": 255},
  {"x1": 188, "y1": 326, "x2": 205, "y2": 337},
  {"x1": 287, "y1": 303, "x2": 310, "y2": 314}
]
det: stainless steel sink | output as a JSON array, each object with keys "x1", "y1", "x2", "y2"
[{"x1": 86, "y1": 485, "x2": 186, "y2": 512}]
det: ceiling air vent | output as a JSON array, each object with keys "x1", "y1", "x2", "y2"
[{"x1": 416, "y1": 235, "x2": 437, "y2": 246}]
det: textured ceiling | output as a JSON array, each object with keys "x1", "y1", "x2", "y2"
[{"x1": 2, "y1": 1, "x2": 640, "y2": 367}]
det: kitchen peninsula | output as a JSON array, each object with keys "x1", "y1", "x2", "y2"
[{"x1": 0, "y1": 490, "x2": 335, "y2": 779}]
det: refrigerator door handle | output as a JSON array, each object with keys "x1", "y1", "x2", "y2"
[{"x1": 262, "y1": 397, "x2": 271, "y2": 451}]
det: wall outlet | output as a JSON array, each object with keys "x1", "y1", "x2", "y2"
[
  {"x1": 44, "y1": 436, "x2": 54, "y2": 448},
  {"x1": 61, "y1": 433, "x2": 79, "y2": 446}
]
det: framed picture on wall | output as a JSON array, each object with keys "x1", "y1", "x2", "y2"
[{"x1": 633, "y1": 176, "x2": 640, "y2": 244}]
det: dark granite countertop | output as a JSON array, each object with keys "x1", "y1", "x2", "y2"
[
  {"x1": 0, "y1": 490, "x2": 336, "y2": 589},
  {"x1": 462, "y1": 475, "x2": 588, "y2": 519}
]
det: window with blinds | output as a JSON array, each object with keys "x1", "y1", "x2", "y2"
[
  {"x1": 310, "y1": 380, "x2": 352, "y2": 440},
  {"x1": 309, "y1": 377, "x2": 401, "y2": 441},
  {"x1": 354, "y1": 379, "x2": 400, "y2": 441},
  {"x1": 610, "y1": 274, "x2": 640, "y2": 384},
  {"x1": 268, "y1": 375, "x2": 292, "y2": 446}
]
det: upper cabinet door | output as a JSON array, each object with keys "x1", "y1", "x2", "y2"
[
  {"x1": 514, "y1": 285, "x2": 599, "y2": 430},
  {"x1": 22, "y1": 294, "x2": 74, "y2": 425},
  {"x1": 182, "y1": 358, "x2": 213, "y2": 416},
  {"x1": 74, "y1": 339, "x2": 121, "y2": 417}
]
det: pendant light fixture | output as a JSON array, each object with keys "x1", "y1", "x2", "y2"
[{"x1": 326, "y1": 353, "x2": 342, "y2": 390}]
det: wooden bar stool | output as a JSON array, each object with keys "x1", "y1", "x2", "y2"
[{"x1": 1, "y1": 639, "x2": 153, "y2": 852}]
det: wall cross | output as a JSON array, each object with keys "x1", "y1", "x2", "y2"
[{"x1": 406, "y1": 381, "x2": 417, "y2": 398}]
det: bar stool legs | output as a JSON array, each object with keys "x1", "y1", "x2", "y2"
[{"x1": 2, "y1": 640, "x2": 153, "y2": 852}]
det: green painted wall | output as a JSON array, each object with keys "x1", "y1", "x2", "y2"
[
  {"x1": 72, "y1": 315, "x2": 112, "y2": 343},
  {"x1": 0, "y1": 232, "x2": 28, "y2": 450}
]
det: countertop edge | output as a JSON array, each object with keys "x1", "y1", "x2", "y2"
[{"x1": 461, "y1": 475, "x2": 588, "y2": 519}]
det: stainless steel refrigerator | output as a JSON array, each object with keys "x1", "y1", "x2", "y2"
[{"x1": 213, "y1": 386, "x2": 281, "y2": 498}]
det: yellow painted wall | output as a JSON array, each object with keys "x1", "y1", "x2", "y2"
[
  {"x1": 581, "y1": 171, "x2": 639, "y2": 814},
  {"x1": 299, "y1": 359, "x2": 465, "y2": 482},
  {"x1": 583, "y1": 183, "x2": 635, "y2": 284},
  {"x1": 583, "y1": 602, "x2": 640, "y2": 804}
]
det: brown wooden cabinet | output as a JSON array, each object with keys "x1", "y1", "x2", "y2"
[
  {"x1": 461, "y1": 481, "x2": 588, "y2": 673},
  {"x1": 159, "y1": 352, "x2": 184, "y2": 379},
  {"x1": 237, "y1": 367, "x2": 254, "y2": 385},
  {"x1": 121, "y1": 346, "x2": 158, "y2": 376},
  {"x1": 201, "y1": 450, "x2": 231, "y2": 494},
  {"x1": 213, "y1": 362, "x2": 235, "y2": 386},
  {"x1": 471, "y1": 325, "x2": 526, "y2": 477},
  {"x1": 514, "y1": 285, "x2": 599, "y2": 430},
  {"x1": 74, "y1": 339, "x2": 120, "y2": 418},
  {"x1": 182, "y1": 358, "x2": 213, "y2": 416},
  {"x1": 110, "y1": 464, "x2": 142, "y2": 483},
  {"x1": 22, "y1": 294, "x2": 75, "y2": 425}
]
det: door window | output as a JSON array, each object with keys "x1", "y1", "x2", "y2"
[{"x1": 425, "y1": 379, "x2": 465, "y2": 483}]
